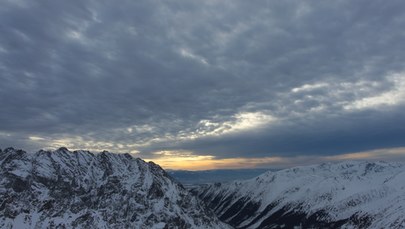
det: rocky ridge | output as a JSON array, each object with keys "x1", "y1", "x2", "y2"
[{"x1": 0, "y1": 147, "x2": 230, "y2": 229}]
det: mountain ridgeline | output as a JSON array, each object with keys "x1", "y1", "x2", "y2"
[
  {"x1": 0, "y1": 147, "x2": 230, "y2": 229},
  {"x1": 1, "y1": 147, "x2": 405, "y2": 229},
  {"x1": 193, "y1": 161, "x2": 405, "y2": 229}
]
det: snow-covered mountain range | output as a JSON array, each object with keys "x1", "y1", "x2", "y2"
[
  {"x1": 195, "y1": 161, "x2": 405, "y2": 229},
  {"x1": 3, "y1": 147, "x2": 405, "y2": 229},
  {"x1": 0, "y1": 147, "x2": 230, "y2": 229}
]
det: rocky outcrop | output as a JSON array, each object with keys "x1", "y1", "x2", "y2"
[{"x1": 0, "y1": 147, "x2": 230, "y2": 229}]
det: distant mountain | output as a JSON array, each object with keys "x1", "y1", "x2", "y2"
[
  {"x1": 194, "y1": 161, "x2": 405, "y2": 229},
  {"x1": 0, "y1": 147, "x2": 230, "y2": 229},
  {"x1": 168, "y1": 168, "x2": 274, "y2": 185}
]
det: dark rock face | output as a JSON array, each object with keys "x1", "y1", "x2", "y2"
[
  {"x1": 193, "y1": 161, "x2": 405, "y2": 229},
  {"x1": 0, "y1": 147, "x2": 230, "y2": 228}
]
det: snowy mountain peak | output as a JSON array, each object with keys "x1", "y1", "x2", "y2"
[
  {"x1": 0, "y1": 148, "x2": 230, "y2": 229},
  {"x1": 195, "y1": 160, "x2": 405, "y2": 229}
]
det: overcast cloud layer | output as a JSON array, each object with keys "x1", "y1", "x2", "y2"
[{"x1": 1, "y1": 0, "x2": 405, "y2": 160}]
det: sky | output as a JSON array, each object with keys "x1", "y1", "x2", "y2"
[{"x1": 1, "y1": 0, "x2": 405, "y2": 170}]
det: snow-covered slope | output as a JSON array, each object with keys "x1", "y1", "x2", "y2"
[
  {"x1": 194, "y1": 161, "x2": 405, "y2": 229},
  {"x1": 0, "y1": 147, "x2": 230, "y2": 229}
]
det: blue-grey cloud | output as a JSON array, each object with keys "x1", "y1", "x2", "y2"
[{"x1": 1, "y1": 0, "x2": 405, "y2": 159}]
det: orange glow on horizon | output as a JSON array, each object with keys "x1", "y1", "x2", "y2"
[
  {"x1": 146, "y1": 156, "x2": 284, "y2": 170},
  {"x1": 145, "y1": 147, "x2": 405, "y2": 170}
]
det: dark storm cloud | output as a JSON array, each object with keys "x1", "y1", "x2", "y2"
[
  {"x1": 167, "y1": 105, "x2": 405, "y2": 158},
  {"x1": 1, "y1": 0, "x2": 405, "y2": 158}
]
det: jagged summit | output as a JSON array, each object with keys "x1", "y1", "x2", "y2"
[
  {"x1": 195, "y1": 160, "x2": 405, "y2": 229},
  {"x1": 0, "y1": 147, "x2": 230, "y2": 229}
]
